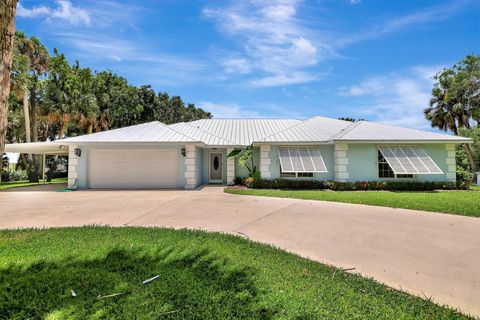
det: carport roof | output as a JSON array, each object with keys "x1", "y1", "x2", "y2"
[
  {"x1": 4, "y1": 142, "x2": 68, "y2": 154},
  {"x1": 57, "y1": 121, "x2": 198, "y2": 143}
]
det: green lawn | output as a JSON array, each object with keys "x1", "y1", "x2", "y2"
[
  {"x1": 225, "y1": 188, "x2": 480, "y2": 218},
  {"x1": 0, "y1": 177, "x2": 67, "y2": 190},
  {"x1": 470, "y1": 185, "x2": 480, "y2": 191},
  {"x1": 0, "y1": 227, "x2": 470, "y2": 319}
]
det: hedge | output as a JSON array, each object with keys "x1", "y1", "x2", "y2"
[{"x1": 237, "y1": 177, "x2": 466, "y2": 191}]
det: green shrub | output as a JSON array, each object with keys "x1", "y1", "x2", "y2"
[
  {"x1": 1, "y1": 169, "x2": 28, "y2": 182},
  {"x1": 247, "y1": 178, "x2": 461, "y2": 191},
  {"x1": 233, "y1": 176, "x2": 245, "y2": 185}
]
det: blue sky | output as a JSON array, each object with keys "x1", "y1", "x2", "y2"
[{"x1": 15, "y1": 0, "x2": 480, "y2": 130}]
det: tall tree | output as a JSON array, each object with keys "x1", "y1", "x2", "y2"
[
  {"x1": 22, "y1": 35, "x2": 50, "y2": 142},
  {"x1": 71, "y1": 64, "x2": 98, "y2": 134},
  {"x1": 0, "y1": 0, "x2": 18, "y2": 180},
  {"x1": 424, "y1": 55, "x2": 480, "y2": 172},
  {"x1": 10, "y1": 32, "x2": 30, "y2": 142},
  {"x1": 93, "y1": 71, "x2": 141, "y2": 131},
  {"x1": 44, "y1": 50, "x2": 75, "y2": 139}
]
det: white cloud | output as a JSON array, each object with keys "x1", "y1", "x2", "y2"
[
  {"x1": 221, "y1": 58, "x2": 251, "y2": 74},
  {"x1": 338, "y1": 77, "x2": 385, "y2": 96},
  {"x1": 16, "y1": 3, "x2": 50, "y2": 17},
  {"x1": 197, "y1": 102, "x2": 262, "y2": 118},
  {"x1": 203, "y1": 0, "x2": 332, "y2": 86},
  {"x1": 339, "y1": 66, "x2": 440, "y2": 129},
  {"x1": 349, "y1": 0, "x2": 362, "y2": 4},
  {"x1": 17, "y1": 0, "x2": 91, "y2": 26},
  {"x1": 249, "y1": 72, "x2": 318, "y2": 87},
  {"x1": 339, "y1": 1, "x2": 470, "y2": 46}
]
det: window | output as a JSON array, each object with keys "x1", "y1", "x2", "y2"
[
  {"x1": 298, "y1": 172, "x2": 314, "y2": 177},
  {"x1": 280, "y1": 169, "x2": 313, "y2": 178},
  {"x1": 378, "y1": 150, "x2": 413, "y2": 179},
  {"x1": 280, "y1": 171, "x2": 296, "y2": 178}
]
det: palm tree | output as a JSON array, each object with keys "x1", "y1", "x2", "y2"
[
  {"x1": 16, "y1": 33, "x2": 50, "y2": 143},
  {"x1": 44, "y1": 50, "x2": 75, "y2": 139},
  {"x1": 11, "y1": 32, "x2": 31, "y2": 143},
  {"x1": 424, "y1": 68, "x2": 478, "y2": 172},
  {"x1": 72, "y1": 66, "x2": 98, "y2": 134}
]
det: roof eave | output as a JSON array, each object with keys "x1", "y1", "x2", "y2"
[
  {"x1": 335, "y1": 139, "x2": 472, "y2": 144},
  {"x1": 253, "y1": 141, "x2": 334, "y2": 146},
  {"x1": 53, "y1": 141, "x2": 204, "y2": 145}
]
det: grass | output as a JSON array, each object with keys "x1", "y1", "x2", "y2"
[
  {"x1": 0, "y1": 227, "x2": 471, "y2": 319},
  {"x1": 225, "y1": 188, "x2": 480, "y2": 218},
  {"x1": 0, "y1": 177, "x2": 67, "y2": 190},
  {"x1": 470, "y1": 185, "x2": 480, "y2": 191}
]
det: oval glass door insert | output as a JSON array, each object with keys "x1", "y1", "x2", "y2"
[{"x1": 213, "y1": 156, "x2": 219, "y2": 170}]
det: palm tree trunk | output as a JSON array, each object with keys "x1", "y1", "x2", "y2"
[
  {"x1": 58, "y1": 119, "x2": 68, "y2": 139},
  {"x1": 30, "y1": 86, "x2": 38, "y2": 142},
  {"x1": 464, "y1": 144, "x2": 478, "y2": 173},
  {"x1": 87, "y1": 121, "x2": 93, "y2": 134},
  {"x1": 22, "y1": 92, "x2": 36, "y2": 181},
  {"x1": 0, "y1": 0, "x2": 18, "y2": 182},
  {"x1": 23, "y1": 93, "x2": 31, "y2": 143}
]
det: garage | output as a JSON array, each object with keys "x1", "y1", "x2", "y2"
[{"x1": 88, "y1": 149, "x2": 180, "y2": 188}]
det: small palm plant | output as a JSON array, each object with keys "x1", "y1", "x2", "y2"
[{"x1": 227, "y1": 144, "x2": 259, "y2": 178}]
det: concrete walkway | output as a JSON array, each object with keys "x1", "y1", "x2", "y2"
[{"x1": 0, "y1": 185, "x2": 479, "y2": 317}]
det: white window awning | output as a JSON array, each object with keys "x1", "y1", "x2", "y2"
[
  {"x1": 377, "y1": 146, "x2": 443, "y2": 174},
  {"x1": 278, "y1": 147, "x2": 327, "y2": 173}
]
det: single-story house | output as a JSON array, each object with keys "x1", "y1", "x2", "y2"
[{"x1": 5, "y1": 116, "x2": 472, "y2": 189}]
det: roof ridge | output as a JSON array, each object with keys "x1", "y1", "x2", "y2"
[
  {"x1": 256, "y1": 117, "x2": 315, "y2": 142},
  {"x1": 181, "y1": 122, "x2": 239, "y2": 145},
  {"x1": 154, "y1": 121, "x2": 199, "y2": 142},
  {"x1": 194, "y1": 118, "x2": 302, "y2": 120},
  {"x1": 330, "y1": 121, "x2": 363, "y2": 140}
]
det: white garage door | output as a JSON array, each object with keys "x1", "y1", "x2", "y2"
[{"x1": 89, "y1": 149, "x2": 179, "y2": 189}]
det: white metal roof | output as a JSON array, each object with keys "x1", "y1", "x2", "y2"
[
  {"x1": 57, "y1": 121, "x2": 197, "y2": 143},
  {"x1": 334, "y1": 121, "x2": 471, "y2": 142},
  {"x1": 259, "y1": 116, "x2": 352, "y2": 143},
  {"x1": 168, "y1": 122, "x2": 237, "y2": 146},
  {"x1": 8, "y1": 117, "x2": 467, "y2": 149},
  {"x1": 183, "y1": 119, "x2": 301, "y2": 146}
]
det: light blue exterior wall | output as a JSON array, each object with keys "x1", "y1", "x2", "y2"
[
  {"x1": 347, "y1": 143, "x2": 450, "y2": 182},
  {"x1": 72, "y1": 142, "x2": 452, "y2": 189},
  {"x1": 262, "y1": 145, "x2": 335, "y2": 180},
  {"x1": 74, "y1": 144, "x2": 186, "y2": 189}
]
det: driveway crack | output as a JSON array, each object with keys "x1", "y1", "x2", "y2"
[
  {"x1": 122, "y1": 192, "x2": 189, "y2": 226},
  {"x1": 234, "y1": 200, "x2": 302, "y2": 231}
]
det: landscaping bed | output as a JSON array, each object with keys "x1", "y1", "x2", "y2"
[
  {"x1": 237, "y1": 177, "x2": 468, "y2": 191},
  {"x1": 0, "y1": 227, "x2": 470, "y2": 319}
]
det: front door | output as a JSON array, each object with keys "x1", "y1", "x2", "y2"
[{"x1": 209, "y1": 152, "x2": 223, "y2": 183}]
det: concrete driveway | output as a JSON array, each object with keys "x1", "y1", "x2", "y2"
[{"x1": 1, "y1": 185, "x2": 479, "y2": 317}]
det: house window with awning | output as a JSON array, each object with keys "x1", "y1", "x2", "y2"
[
  {"x1": 377, "y1": 146, "x2": 443, "y2": 178},
  {"x1": 278, "y1": 147, "x2": 327, "y2": 178}
]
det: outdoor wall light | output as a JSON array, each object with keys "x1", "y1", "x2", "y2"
[
  {"x1": 74, "y1": 148, "x2": 82, "y2": 157},
  {"x1": 181, "y1": 148, "x2": 186, "y2": 157}
]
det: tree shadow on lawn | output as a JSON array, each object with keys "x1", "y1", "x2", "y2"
[{"x1": 0, "y1": 248, "x2": 278, "y2": 319}]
